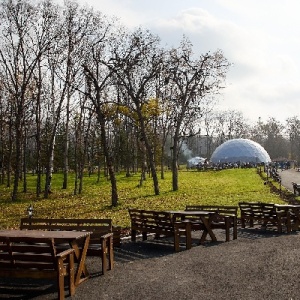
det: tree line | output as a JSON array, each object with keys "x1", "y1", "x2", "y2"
[{"x1": 0, "y1": 0, "x2": 299, "y2": 205}]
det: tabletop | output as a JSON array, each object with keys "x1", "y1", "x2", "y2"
[{"x1": 0, "y1": 229, "x2": 90, "y2": 240}]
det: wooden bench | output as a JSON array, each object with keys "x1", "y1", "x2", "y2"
[
  {"x1": 238, "y1": 202, "x2": 290, "y2": 233},
  {"x1": 0, "y1": 236, "x2": 75, "y2": 300},
  {"x1": 128, "y1": 209, "x2": 192, "y2": 252},
  {"x1": 185, "y1": 205, "x2": 238, "y2": 242},
  {"x1": 20, "y1": 218, "x2": 118, "y2": 275}
]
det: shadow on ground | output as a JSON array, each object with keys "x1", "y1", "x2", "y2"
[{"x1": 113, "y1": 226, "x2": 298, "y2": 263}]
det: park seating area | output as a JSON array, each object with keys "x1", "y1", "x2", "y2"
[{"x1": 2, "y1": 203, "x2": 300, "y2": 299}]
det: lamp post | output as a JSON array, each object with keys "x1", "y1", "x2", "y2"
[{"x1": 27, "y1": 204, "x2": 34, "y2": 219}]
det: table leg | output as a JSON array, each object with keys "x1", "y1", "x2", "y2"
[
  {"x1": 70, "y1": 235, "x2": 90, "y2": 286},
  {"x1": 199, "y1": 215, "x2": 217, "y2": 244}
]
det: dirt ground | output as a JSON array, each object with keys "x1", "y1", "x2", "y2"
[{"x1": 2, "y1": 168, "x2": 300, "y2": 300}]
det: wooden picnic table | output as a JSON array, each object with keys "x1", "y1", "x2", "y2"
[
  {"x1": 0, "y1": 229, "x2": 91, "y2": 286},
  {"x1": 165, "y1": 210, "x2": 217, "y2": 244}
]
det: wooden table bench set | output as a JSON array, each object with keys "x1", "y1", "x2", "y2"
[
  {"x1": 128, "y1": 205, "x2": 239, "y2": 251},
  {"x1": 0, "y1": 218, "x2": 122, "y2": 299}
]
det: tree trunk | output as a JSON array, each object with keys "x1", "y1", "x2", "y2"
[
  {"x1": 142, "y1": 134, "x2": 160, "y2": 195},
  {"x1": 160, "y1": 144, "x2": 165, "y2": 180},
  {"x1": 44, "y1": 134, "x2": 56, "y2": 198},
  {"x1": 99, "y1": 115, "x2": 118, "y2": 207},
  {"x1": 12, "y1": 123, "x2": 22, "y2": 201},
  {"x1": 171, "y1": 135, "x2": 179, "y2": 191},
  {"x1": 62, "y1": 86, "x2": 70, "y2": 189},
  {"x1": 23, "y1": 129, "x2": 27, "y2": 193}
]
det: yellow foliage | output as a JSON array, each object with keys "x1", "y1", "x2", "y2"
[{"x1": 141, "y1": 98, "x2": 161, "y2": 117}]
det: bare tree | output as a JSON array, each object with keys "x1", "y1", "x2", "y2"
[
  {"x1": 106, "y1": 28, "x2": 164, "y2": 195},
  {"x1": 286, "y1": 116, "x2": 300, "y2": 163},
  {"x1": 164, "y1": 37, "x2": 230, "y2": 191},
  {"x1": 251, "y1": 117, "x2": 288, "y2": 160},
  {"x1": 0, "y1": 0, "x2": 58, "y2": 201},
  {"x1": 78, "y1": 11, "x2": 120, "y2": 206}
]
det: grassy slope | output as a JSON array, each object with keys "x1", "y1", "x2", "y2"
[{"x1": 0, "y1": 168, "x2": 287, "y2": 229}]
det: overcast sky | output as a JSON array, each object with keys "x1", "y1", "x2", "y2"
[{"x1": 69, "y1": 0, "x2": 300, "y2": 124}]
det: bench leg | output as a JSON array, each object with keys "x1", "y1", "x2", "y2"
[
  {"x1": 101, "y1": 238, "x2": 108, "y2": 275},
  {"x1": 131, "y1": 229, "x2": 137, "y2": 242},
  {"x1": 233, "y1": 219, "x2": 238, "y2": 240},
  {"x1": 240, "y1": 216, "x2": 246, "y2": 228},
  {"x1": 225, "y1": 218, "x2": 230, "y2": 242},
  {"x1": 185, "y1": 222, "x2": 192, "y2": 250},
  {"x1": 57, "y1": 264, "x2": 65, "y2": 300},
  {"x1": 68, "y1": 252, "x2": 75, "y2": 297},
  {"x1": 249, "y1": 219, "x2": 254, "y2": 227},
  {"x1": 142, "y1": 232, "x2": 147, "y2": 241},
  {"x1": 57, "y1": 254, "x2": 75, "y2": 300},
  {"x1": 174, "y1": 233, "x2": 180, "y2": 252},
  {"x1": 108, "y1": 237, "x2": 114, "y2": 270},
  {"x1": 101, "y1": 235, "x2": 114, "y2": 275},
  {"x1": 276, "y1": 218, "x2": 283, "y2": 233}
]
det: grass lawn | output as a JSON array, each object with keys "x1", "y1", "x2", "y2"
[{"x1": 0, "y1": 168, "x2": 287, "y2": 229}]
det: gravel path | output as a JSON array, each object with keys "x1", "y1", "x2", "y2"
[{"x1": 2, "y1": 168, "x2": 300, "y2": 300}]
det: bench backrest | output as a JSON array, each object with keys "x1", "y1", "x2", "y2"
[
  {"x1": 185, "y1": 205, "x2": 238, "y2": 217},
  {"x1": 239, "y1": 201, "x2": 261, "y2": 213},
  {"x1": 260, "y1": 203, "x2": 276, "y2": 216},
  {"x1": 0, "y1": 236, "x2": 57, "y2": 272},
  {"x1": 20, "y1": 218, "x2": 112, "y2": 246},
  {"x1": 128, "y1": 209, "x2": 174, "y2": 232},
  {"x1": 239, "y1": 202, "x2": 276, "y2": 217}
]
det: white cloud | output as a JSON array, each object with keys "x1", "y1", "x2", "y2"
[{"x1": 59, "y1": 0, "x2": 300, "y2": 123}]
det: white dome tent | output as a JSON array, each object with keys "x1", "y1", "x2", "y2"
[
  {"x1": 210, "y1": 139, "x2": 271, "y2": 164},
  {"x1": 187, "y1": 156, "x2": 206, "y2": 168}
]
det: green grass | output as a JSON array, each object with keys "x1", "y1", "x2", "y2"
[{"x1": 0, "y1": 168, "x2": 288, "y2": 229}]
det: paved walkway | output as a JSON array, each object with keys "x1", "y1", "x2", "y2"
[{"x1": 276, "y1": 168, "x2": 300, "y2": 192}]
